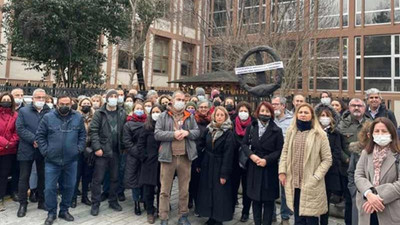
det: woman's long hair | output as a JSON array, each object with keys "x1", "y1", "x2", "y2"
[
  {"x1": 364, "y1": 117, "x2": 400, "y2": 154},
  {"x1": 287, "y1": 103, "x2": 325, "y2": 136},
  {"x1": 144, "y1": 104, "x2": 163, "y2": 130}
]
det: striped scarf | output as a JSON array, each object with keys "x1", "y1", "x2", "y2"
[{"x1": 373, "y1": 145, "x2": 390, "y2": 186}]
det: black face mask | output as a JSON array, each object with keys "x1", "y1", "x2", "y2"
[
  {"x1": 297, "y1": 120, "x2": 312, "y2": 131},
  {"x1": 225, "y1": 104, "x2": 234, "y2": 112},
  {"x1": 58, "y1": 106, "x2": 71, "y2": 115},
  {"x1": 214, "y1": 101, "x2": 221, "y2": 107},
  {"x1": 0, "y1": 102, "x2": 12, "y2": 108},
  {"x1": 71, "y1": 104, "x2": 78, "y2": 110},
  {"x1": 259, "y1": 115, "x2": 271, "y2": 123},
  {"x1": 81, "y1": 106, "x2": 91, "y2": 114}
]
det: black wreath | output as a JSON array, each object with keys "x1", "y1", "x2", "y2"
[{"x1": 237, "y1": 46, "x2": 283, "y2": 98}]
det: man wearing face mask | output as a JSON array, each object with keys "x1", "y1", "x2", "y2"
[
  {"x1": 338, "y1": 98, "x2": 372, "y2": 225},
  {"x1": 89, "y1": 89, "x2": 127, "y2": 216},
  {"x1": 117, "y1": 89, "x2": 125, "y2": 107},
  {"x1": 36, "y1": 95, "x2": 86, "y2": 225},
  {"x1": 12, "y1": 88, "x2": 25, "y2": 111},
  {"x1": 155, "y1": 91, "x2": 200, "y2": 225},
  {"x1": 195, "y1": 87, "x2": 206, "y2": 101},
  {"x1": 16, "y1": 88, "x2": 50, "y2": 217}
]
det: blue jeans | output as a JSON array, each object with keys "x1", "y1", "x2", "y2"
[
  {"x1": 132, "y1": 187, "x2": 142, "y2": 201},
  {"x1": 45, "y1": 161, "x2": 77, "y2": 216},
  {"x1": 103, "y1": 153, "x2": 126, "y2": 195}
]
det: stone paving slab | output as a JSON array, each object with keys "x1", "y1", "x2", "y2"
[{"x1": 0, "y1": 180, "x2": 345, "y2": 225}]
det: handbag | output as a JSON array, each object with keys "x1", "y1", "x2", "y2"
[
  {"x1": 84, "y1": 146, "x2": 95, "y2": 167},
  {"x1": 239, "y1": 126, "x2": 253, "y2": 169}
]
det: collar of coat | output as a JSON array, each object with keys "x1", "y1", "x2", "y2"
[
  {"x1": 29, "y1": 102, "x2": 50, "y2": 113},
  {"x1": 167, "y1": 110, "x2": 191, "y2": 122},
  {"x1": 97, "y1": 104, "x2": 124, "y2": 114}
]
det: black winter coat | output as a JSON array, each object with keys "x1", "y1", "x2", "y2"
[
  {"x1": 123, "y1": 120, "x2": 144, "y2": 189},
  {"x1": 138, "y1": 124, "x2": 160, "y2": 186},
  {"x1": 89, "y1": 105, "x2": 126, "y2": 157},
  {"x1": 242, "y1": 120, "x2": 284, "y2": 202},
  {"x1": 325, "y1": 128, "x2": 343, "y2": 193},
  {"x1": 196, "y1": 129, "x2": 235, "y2": 222}
]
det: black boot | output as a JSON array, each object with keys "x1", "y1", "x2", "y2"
[
  {"x1": 134, "y1": 201, "x2": 141, "y2": 216},
  {"x1": 17, "y1": 204, "x2": 27, "y2": 217},
  {"x1": 82, "y1": 196, "x2": 92, "y2": 206},
  {"x1": 38, "y1": 201, "x2": 46, "y2": 210},
  {"x1": 71, "y1": 198, "x2": 77, "y2": 208},
  {"x1": 29, "y1": 189, "x2": 38, "y2": 203},
  {"x1": 91, "y1": 204, "x2": 100, "y2": 216},
  {"x1": 12, "y1": 192, "x2": 19, "y2": 202}
]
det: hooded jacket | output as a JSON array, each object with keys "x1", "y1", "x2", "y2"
[{"x1": 0, "y1": 108, "x2": 19, "y2": 156}]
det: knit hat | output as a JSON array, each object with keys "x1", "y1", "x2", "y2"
[
  {"x1": 186, "y1": 101, "x2": 198, "y2": 110},
  {"x1": 211, "y1": 89, "x2": 220, "y2": 99},
  {"x1": 106, "y1": 89, "x2": 118, "y2": 99},
  {"x1": 195, "y1": 87, "x2": 205, "y2": 96}
]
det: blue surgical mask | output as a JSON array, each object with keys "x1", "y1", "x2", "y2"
[{"x1": 134, "y1": 109, "x2": 144, "y2": 116}]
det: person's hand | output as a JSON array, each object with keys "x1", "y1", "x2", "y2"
[
  {"x1": 279, "y1": 173, "x2": 286, "y2": 186},
  {"x1": 95, "y1": 149, "x2": 103, "y2": 157},
  {"x1": 257, "y1": 159, "x2": 267, "y2": 167},
  {"x1": 220, "y1": 178, "x2": 226, "y2": 185},
  {"x1": 363, "y1": 201, "x2": 375, "y2": 214},
  {"x1": 196, "y1": 168, "x2": 201, "y2": 173},
  {"x1": 174, "y1": 131, "x2": 184, "y2": 140},
  {"x1": 250, "y1": 154, "x2": 261, "y2": 164},
  {"x1": 366, "y1": 192, "x2": 385, "y2": 212},
  {"x1": 33, "y1": 141, "x2": 38, "y2": 148},
  {"x1": 181, "y1": 130, "x2": 189, "y2": 138}
]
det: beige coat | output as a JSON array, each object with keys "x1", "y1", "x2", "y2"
[
  {"x1": 278, "y1": 127, "x2": 332, "y2": 216},
  {"x1": 355, "y1": 149, "x2": 400, "y2": 225}
]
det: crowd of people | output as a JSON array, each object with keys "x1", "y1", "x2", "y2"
[{"x1": 0, "y1": 86, "x2": 399, "y2": 225}]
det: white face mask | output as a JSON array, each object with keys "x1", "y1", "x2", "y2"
[
  {"x1": 238, "y1": 111, "x2": 249, "y2": 121},
  {"x1": 321, "y1": 97, "x2": 331, "y2": 105},
  {"x1": 274, "y1": 109, "x2": 281, "y2": 117},
  {"x1": 93, "y1": 102, "x2": 100, "y2": 109},
  {"x1": 152, "y1": 113, "x2": 161, "y2": 121},
  {"x1": 46, "y1": 103, "x2": 54, "y2": 109},
  {"x1": 319, "y1": 117, "x2": 331, "y2": 127},
  {"x1": 108, "y1": 98, "x2": 118, "y2": 107},
  {"x1": 373, "y1": 134, "x2": 392, "y2": 147},
  {"x1": 174, "y1": 101, "x2": 185, "y2": 111},
  {"x1": 145, "y1": 106, "x2": 152, "y2": 113},
  {"x1": 34, "y1": 101, "x2": 45, "y2": 109},
  {"x1": 102, "y1": 98, "x2": 107, "y2": 103},
  {"x1": 14, "y1": 98, "x2": 23, "y2": 105},
  {"x1": 118, "y1": 96, "x2": 124, "y2": 103},
  {"x1": 124, "y1": 102, "x2": 133, "y2": 109},
  {"x1": 198, "y1": 95, "x2": 205, "y2": 101}
]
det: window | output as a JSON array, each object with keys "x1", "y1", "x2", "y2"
[
  {"x1": 238, "y1": 0, "x2": 266, "y2": 34},
  {"x1": 210, "y1": 0, "x2": 233, "y2": 36},
  {"x1": 396, "y1": 0, "x2": 400, "y2": 22},
  {"x1": 271, "y1": 0, "x2": 304, "y2": 32},
  {"x1": 356, "y1": 0, "x2": 391, "y2": 26},
  {"x1": 183, "y1": 0, "x2": 196, "y2": 28},
  {"x1": 310, "y1": 0, "x2": 348, "y2": 29},
  {"x1": 211, "y1": 46, "x2": 224, "y2": 72},
  {"x1": 118, "y1": 50, "x2": 131, "y2": 70},
  {"x1": 153, "y1": 36, "x2": 170, "y2": 76},
  {"x1": 181, "y1": 43, "x2": 195, "y2": 77},
  {"x1": 355, "y1": 35, "x2": 400, "y2": 92}
]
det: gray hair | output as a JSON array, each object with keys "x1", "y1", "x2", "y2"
[
  {"x1": 146, "y1": 90, "x2": 158, "y2": 99},
  {"x1": 32, "y1": 88, "x2": 46, "y2": 96},
  {"x1": 365, "y1": 88, "x2": 382, "y2": 100},
  {"x1": 197, "y1": 99, "x2": 211, "y2": 108},
  {"x1": 11, "y1": 88, "x2": 24, "y2": 95},
  {"x1": 172, "y1": 90, "x2": 185, "y2": 99},
  {"x1": 349, "y1": 98, "x2": 366, "y2": 107},
  {"x1": 272, "y1": 95, "x2": 287, "y2": 105}
]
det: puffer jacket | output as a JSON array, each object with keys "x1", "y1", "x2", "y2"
[
  {"x1": 36, "y1": 110, "x2": 86, "y2": 166},
  {"x1": 154, "y1": 109, "x2": 200, "y2": 163},
  {"x1": 89, "y1": 104, "x2": 126, "y2": 158},
  {"x1": 279, "y1": 127, "x2": 332, "y2": 217},
  {"x1": 0, "y1": 108, "x2": 19, "y2": 156}
]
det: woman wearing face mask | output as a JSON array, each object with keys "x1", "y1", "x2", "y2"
[
  {"x1": 197, "y1": 106, "x2": 234, "y2": 225},
  {"x1": 45, "y1": 95, "x2": 54, "y2": 110},
  {"x1": 72, "y1": 97, "x2": 95, "y2": 208},
  {"x1": 355, "y1": 117, "x2": 400, "y2": 225},
  {"x1": 123, "y1": 102, "x2": 147, "y2": 216},
  {"x1": 279, "y1": 103, "x2": 332, "y2": 225},
  {"x1": 315, "y1": 104, "x2": 343, "y2": 225},
  {"x1": 124, "y1": 95, "x2": 135, "y2": 116},
  {"x1": 189, "y1": 99, "x2": 212, "y2": 213},
  {"x1": 224, "y1": 97, "x2": 236, "y2": 121},
  {"x1": 231, "y1": 101, "x2": 254, "y2": 222},
  {"x1": 144, "y1": 100, "x2": 154, "y2": 115},
  {"x1": 91, "y1": 95, "x2": 103, "y2": 110},
  {"x1": 240, "y1": 102, "x2": 283, "y2": 225},
  {"x1": 320, "y1": 91, "x2": 332, "y2": 106},
  {"x1": 185, "y1": 101, "x2": 197, "y2": 115},
  {"x1": 0, "y1": 93, "x2": 19, "y2": 211},
  {"x1": 137, "y1": 105, "x2": 163, "y2": 224}
]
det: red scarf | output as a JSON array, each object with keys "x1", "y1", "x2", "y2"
[
  {"x1": 235, "y1": 116, "x2": 251, "y2": 136},
  {"x1": 127, "y1": 114, "x2": 147, "y2": 122},
  {"x1": 195, "y1": 111, "x2": 211, "y2": 125}
]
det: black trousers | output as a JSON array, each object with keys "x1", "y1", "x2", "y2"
[
  {"x1": 341, "y1": 175, "x2": 352, "y2": 225},
  {"x1": 143, "y1": 184, "x2": 160, "y2": 215},
  {"x1": 10, "y1": 154, "x2": 20, "y2": 194},
  {"x1": 18, "y1": 157, "x2": 45, "y2": 205},
  {"x1": 370, "y1": 212, "x2": 379, "y2": 225},
  {"x1": 320, "y1": 190, "x2": 332, "y2": 225},
  {"x1": 231, "y1": 166, "x2": 252, "y2": 215},
  {"x1": 252, "y1": 200, "x2": 274, "y2": 225},
  {"x1": 0, "y1": 155, "x2": 14, "y2": 199},
  {"x1": 73, "y1": 153, "x2": 93, "y2": 199},
  {"x1": 294, "y1": 189, "x2": 319, "y2": 225},
  {"x1": 188, "y1": 163, "x2": 200, "y2": 210},
  {"x1": 91, "y1": 154, "x2": 119, "y2": 205}
]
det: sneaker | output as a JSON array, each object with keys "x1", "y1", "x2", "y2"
[
  {"x1": 147, "y1": 214, "x2": 155, "y2": 224},
  {"x1": 109, "y1": 202, "x2": 123, "y2": 211},
  {"x1": 178, "y1": 215, "x2": 191, "y2": 225},
  {"x1": 0, "y1": 198, "x2": 5, "y2": 211}
]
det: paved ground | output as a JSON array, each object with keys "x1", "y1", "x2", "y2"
[{"x1": 0, "y1": 180, "x2": 345, "y2": 225}]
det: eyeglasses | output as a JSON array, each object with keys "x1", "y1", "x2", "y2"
[
  {"x1": 271, "y1": 103, "x2": 282, "y2": 106},
  {"x1": 199, "y1": 106, "x2": 209, "y2": 109},
  {"x1": 350, "y1": 104, "x2": 364, "y2": 108}
]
